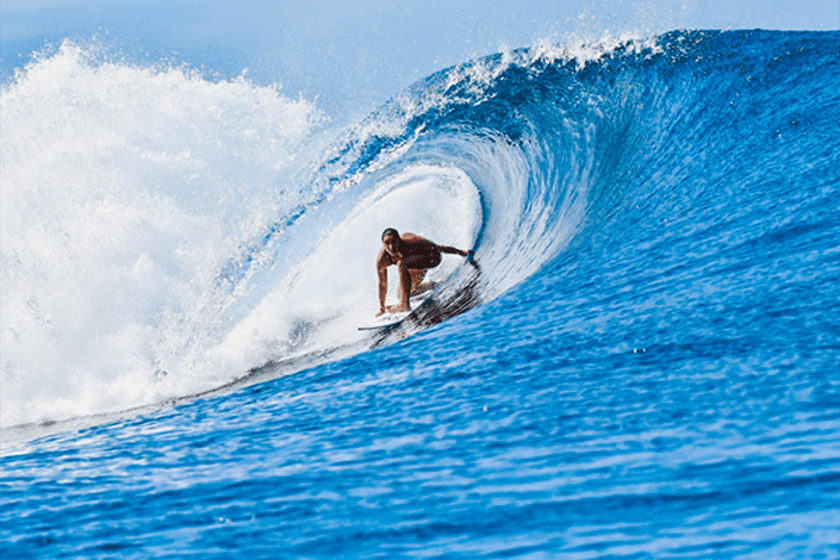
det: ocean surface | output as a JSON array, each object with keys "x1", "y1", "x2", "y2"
[{"x1": 2, "y1": 29, "x2": 839, "y2": 558}]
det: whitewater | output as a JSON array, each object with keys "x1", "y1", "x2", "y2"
[{"x1": 2, "y1": 29, "x2": 839, "y2": 558}]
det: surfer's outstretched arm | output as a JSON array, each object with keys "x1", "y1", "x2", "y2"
[
  {"x1": 437, "y1": 244, "x2": 466, "y2": 255},
  {"x1": 437, "y1": 244, "x2": 472, "y2": 258}
]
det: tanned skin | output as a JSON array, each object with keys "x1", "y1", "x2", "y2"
[{"x1": 376, "y1": 230, "x2": 471, "y2": 317}]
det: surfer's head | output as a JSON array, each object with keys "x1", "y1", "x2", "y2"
[{"x1": 381, "y1": 228, "x2": 400, "y2": 256}]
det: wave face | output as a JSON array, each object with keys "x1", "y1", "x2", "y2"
[{"x1": 1, "y1": 29, "x2": 840, "y2": 557}]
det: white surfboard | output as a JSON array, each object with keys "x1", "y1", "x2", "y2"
[{"x1": 357, "y1": 293, "x2": 431, "y2": 331}]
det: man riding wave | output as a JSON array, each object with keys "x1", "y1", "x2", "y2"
[{"x1": 375, "y1": 228, "x2": 473, "y2": 317}]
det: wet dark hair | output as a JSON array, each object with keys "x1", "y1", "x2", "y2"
[{"x1": 381, "y1": 228, "x2": 399, "y2": 241}]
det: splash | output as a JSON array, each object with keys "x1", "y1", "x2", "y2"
[{"x1": 0, "y1": 41, "x2": 324, "y2": 426}]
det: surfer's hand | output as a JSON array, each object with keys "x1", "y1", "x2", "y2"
[{"x1": 466, "y1": 250, "x2": 480, "y2": 270}]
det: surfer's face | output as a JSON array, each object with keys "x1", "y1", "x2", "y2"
[{"x1": 382, "y1": 234, "x2": 400, "y2": 256}]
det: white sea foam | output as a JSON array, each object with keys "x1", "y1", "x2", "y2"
[{"x1": 0, "y1": 41, "x2": 324, "y2": 427}]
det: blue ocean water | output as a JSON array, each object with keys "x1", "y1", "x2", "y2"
[{"x1": 2, "y1": 29, "x2": 839, "y2": 558}]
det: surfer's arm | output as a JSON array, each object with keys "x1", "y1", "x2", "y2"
[
  {"x1": 376, "y1": 251, "x2": 389, "y2": 316},
  {"x1": 402, "y1": 233, "x2": 469, "y2": 257},
  {"x1": 437, "y1": 244, "x2": 471, "y2": 257},
  {"x1": 437, "y1": 243, "x2": 477, "y2": 269}
]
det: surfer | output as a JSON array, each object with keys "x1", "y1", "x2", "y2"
[{"x1": 376, "y1": 228, "x2": 473, "y2": 317}]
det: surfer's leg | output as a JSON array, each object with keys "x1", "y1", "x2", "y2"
[
  {"x1": 409, "y1": 269, "x2": 428, "y2": 296},
  {"x1": 391, "y1": 252, "x2": 441, "y2": 312}
]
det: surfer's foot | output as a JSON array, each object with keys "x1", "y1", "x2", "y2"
[{"x1": 387, "y1": 303, "x2": 410, "y2": 313}]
